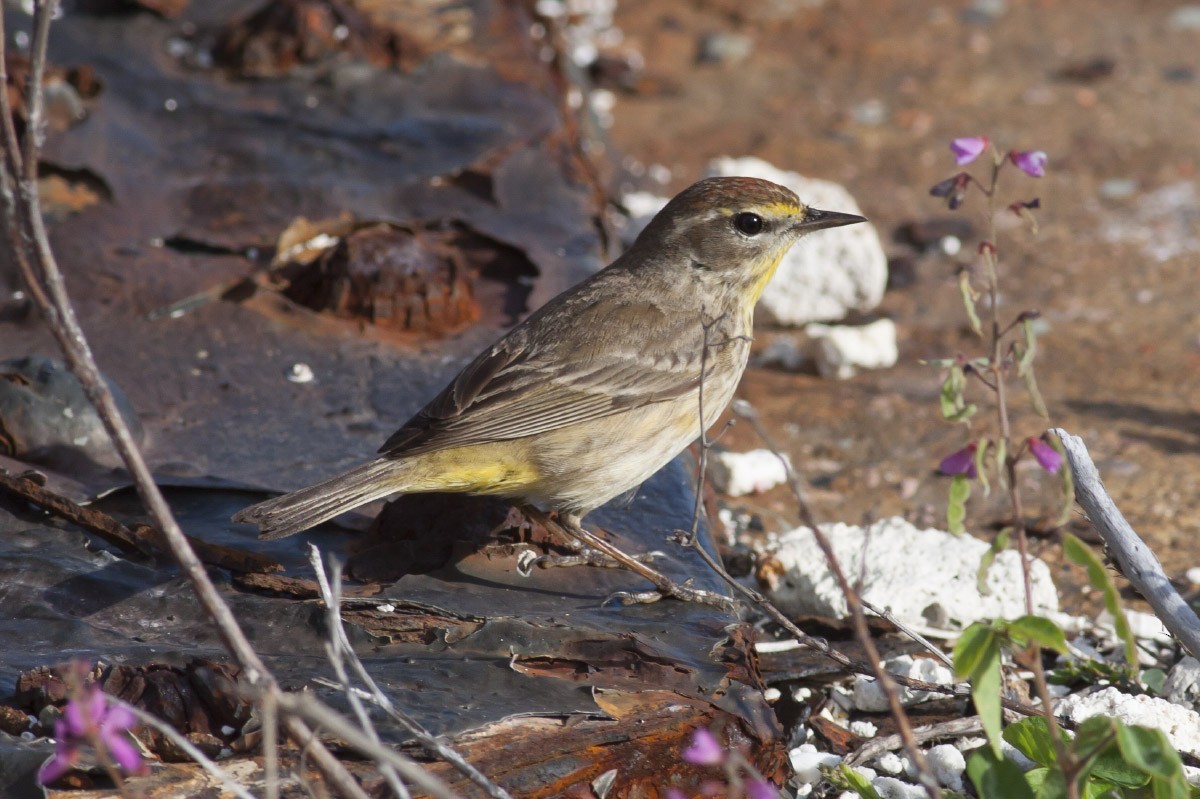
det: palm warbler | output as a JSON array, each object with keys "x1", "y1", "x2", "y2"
[{"x1": 233, "y1": 176, "x2": 865, "y2": 540}]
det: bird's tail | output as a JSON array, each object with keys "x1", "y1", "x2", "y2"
[{"x1": 231, "y1": 458, "x2": 403, "y2": 540}]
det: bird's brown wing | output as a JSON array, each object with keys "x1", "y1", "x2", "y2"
[{"x1": 379, "y1": 296, "x2": 709, "y2": 457}]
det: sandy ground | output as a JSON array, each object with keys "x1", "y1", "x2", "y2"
[{"x1": 603, "y1": 0, "x2": 1200, "y2": 598}]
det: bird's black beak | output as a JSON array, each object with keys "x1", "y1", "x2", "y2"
[{"x1": 795, "y1": 206, "x2": 867, "y2": 232}]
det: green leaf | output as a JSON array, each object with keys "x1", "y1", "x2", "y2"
[
  {"x1": 948, "y1": 474, "x2": 971, "y2": 535},
  {"x1": 974, "y1": 438, "x2": 992, "y2": 497},
  {"x1": 1018, "y1": 318, "x2": 1038, "y2": 377},
  {"x1": 1117, "y1": 725, "x2": 1182, "y2": 781},
  {"x1": 940, "y1": 365, "x2": 978, "y2": 423},
  {"x1": 995, "y1": 436, "x2": 1008, "y2": 491},
  {"x1": 1072, "y1": 716, "x2": 1119, "y2": 762},
  {"x1": 835, "y1": 764, "x2": 882, "y2": 799},
  {"x1": 1032, "y1": 767, "x2": 1068, "y2": 799},
  {"x1": 953, "y1": 623, "x2": 1005, "y2": 753},
  {"x1": 971, "y1": 640, "x2": 1003, "y2": 754},
  {"x1": 1090, "y1": 747, "x2": 1152, "y2": 789},
  {"x1": 1063, "y1": 534, "x2": 1139, "y2": 668},
  {"x1": 1142, "y1": 668, "x2": 1167, "y2": 695},
  {"x1": 1023, "y1": 364, "x2": 1049, "y2": 418},
  {"x1": 1081, "y1": 778, "x2": 1118, "y2": 799},
  {"x1": 940, "y1": 365, "x2": 965, "y2": 419},
  {"x1": 967, "y1": 746, "x2": 1035, "y2": 799},
  {"x1": 1007, "y1": 615, "x2": 1070, "y2": 656},
  {"x1": 1003, "y1": 716, "x2": 1058, "y2": 767},
  {"x1": 1024, "y1": 767, "x2": 1049, "y2": 794},
  {"x1": 977, "y1": 528, "x2": 1011, "y2": 595},
  {"x1": 960, "y1": 269, "x2": 983, "y2": 336},
  {"x1": 953, "y1": 623, "x2": 995, "y2": 679}
]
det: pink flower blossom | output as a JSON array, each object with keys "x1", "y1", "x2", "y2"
[
  {"x1": 681, "y1": 728, "x2": 725, "y2": 766},
  {"x1": 950, "y1": 136, "x2": 989, "y2": 165},
  {"x1": 1011, "y1": 150, "x2": 1047, "y2": 177},
  {"x1": 938, "y1": 442, "x2": 979, "y2": 478},
  {"x1": 1027, "y1": 437, "x2": 1062, "y2": 474},
  {"x1": 39, "y1": 687, "x2": 144, "y2": 784}
]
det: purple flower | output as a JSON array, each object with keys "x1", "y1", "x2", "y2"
[
  {"x1": 1027, "y1": 437, "x2": 1062, "y2": 474},
  {"x1": 39, "y1": 687, "x2": 144, "y2": 784},
  {"x1": 746, "y1": 778, "x2": 779, "y2": 799},
  {"x1": 682, "y1": 727, "x2": 726, "y2": 766},
  {"x1": 665, "y1": 790, "x2": 687, "y2": 799},
  {"x1": 950, "y1": 136, "x2": 988, "y2": 165},
  {"x1": 938, "y1": 443, "x2": 978, "y2": 478},
  {"x1": 1011, "y1": 150, "x2": 1047, "y2": 177},
  {"x1": 930, "y1": 172, "x2": 971, "y2": 210}
]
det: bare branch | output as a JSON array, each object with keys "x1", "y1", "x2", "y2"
[{"x1": 1052, "y1": 428, "x2": 1200, "y2": 660}]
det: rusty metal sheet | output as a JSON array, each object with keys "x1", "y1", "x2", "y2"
[{"x1": 0, "y1": 1, "x2": 782, "y2": 796}]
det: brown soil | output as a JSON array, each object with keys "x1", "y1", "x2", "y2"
[{"x1": 606, "y1": 0, "x2": 1200, "y2": 604}]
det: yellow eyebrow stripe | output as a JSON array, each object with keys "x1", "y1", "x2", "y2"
[{"x1": 717, "y1": 201, "x2": 804, "y2": 217}]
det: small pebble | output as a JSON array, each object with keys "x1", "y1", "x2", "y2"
[
  {"x1": 926, "y1": 744, "x2": 966, "y2": 790},
  {"x1": 697, "y1": 31, "x2": 753, "y2": 64},
  {"x1": 849, "y1": 720, "x2": 878, "y2": 737},
  {"x1": 789, "y1": 743, "x2": 842, "y2": 784},
  {"x1": 286, "y1": 363, "x2": 315, "y2": 384},
  {"x1": 1168, "y1": 5, "x2": 1200, "y2": 30},
  {"x1": 1099, "y1": 178, "x2": 1138, "y2": 199},
  {"x1": 874, "y1": 752, "x2": 905, "y2": 775}
]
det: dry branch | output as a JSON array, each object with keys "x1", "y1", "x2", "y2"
[{"x1": 1052, "y1": 428, "x2": 1200, "y2": 660}]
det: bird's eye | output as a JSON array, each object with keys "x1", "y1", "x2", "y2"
[{"x1": 733, "y1": 212, "x2": 764, "y2": 236}]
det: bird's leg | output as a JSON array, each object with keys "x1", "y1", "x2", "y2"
[
  {"x1": 518, "y1": 506, "x2": 736, "y2": 611},
  {"x1": 530, "y1": 510, "x2": 663, "y2": 569}
]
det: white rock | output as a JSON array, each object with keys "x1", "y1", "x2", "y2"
[
  {"x1": 850, "y1": 655, "x2": 955, "y2": 711},
  {"x1": 789, "y1": 743, "x2": 842, "y2": 785},
  {"x1": 618, "y1": 190, "x2": 668, "y2": 246},
  {"x1": 871, "y1": 776, "x2": 925, "y2": 799},
  {"x1": 852, "y1": 766, "x2": 877, "y2": 782},
  {"x1": 849, "y1": 719, "x2": 878, "y2": 738},
  {"x1": 758, "y1": 334, "x2": 808, "y2": 371},
  {"x1": 1163, "y1": 657, "x2": 1200, "y2": 710},
  {"x1": 926, "y1": 743, "x2": 966, "y2": 790},
  {"x1": 706, "y1": 156, "x2": 887, "y2": 325},
  {"x1": 805, "y1": 318, "x2": 898, "y2": 379},
  {"x1": 1001, "y1": 740, "x2": 1038, "y2": 771},
  {"x1": 709, "y1": 449, "x2": 789, "y2": 496},
  {"x1": 1055, "y1": 687, "x2": 1200, "y2": 757},
  {"x1": 1104, "y1": 607, "x2": 1171, "y2": 643},
  {"x1": 762, "y1": 516, "x2": 1058, "y2": 633},
  {"x1": 1186, "y1": 566, "x2": 1200, "y2": 586},
  {"x1": 873, "y1": 752, "x2": 905, "y2": 775}
]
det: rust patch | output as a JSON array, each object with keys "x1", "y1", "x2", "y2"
[
  {"x1": 212, "y1": 0, "x2": 426, "y2": 77},
  {"x1": 254, "y1": 218, "x2": 537, "y2": 344},
  {"x1": 280, "y1": 223, "x2": 480, "y2": 336}
]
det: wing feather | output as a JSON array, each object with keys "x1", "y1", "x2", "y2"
[{"x1": 379, "y1": 291, "x2": 711, "y2": 458}]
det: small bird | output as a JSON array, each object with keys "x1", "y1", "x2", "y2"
[{"x1": 233, "y1": 177, "x2": 865, "y2": 540}]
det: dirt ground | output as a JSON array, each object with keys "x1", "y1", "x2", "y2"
[{"x1": 603, "y1": 0, "x2": 1200, "y2": 600}]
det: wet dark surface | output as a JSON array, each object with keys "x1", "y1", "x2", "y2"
[{"x1": 0, "y1": 2, "x2": 778, "y2": 794}]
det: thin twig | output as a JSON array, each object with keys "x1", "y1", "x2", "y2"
[
  {"x1": 844, "y1": 716, "x2": 986, "y2": 768},
  {"x1": 0, "y1": 9, "x2": 369, "y2": 798},
  {"x1": 860, "y1": 598, "x2": 954, "y2": 669},
  {"x1": 116, "y1": 699, "x2": 259, "y2": 799},
  {"x1": 309, "y1": 546, "x2": 513, "y2": 799},
  {"x1": 1052, "y1": 429, "x2": 1200, "y2": 660},
  {"x1": 310, "y1": 548, "x2": 411, "y2": 799},
  {"x1": 732, "y1": 400, "x2": 944, "y2": 799},
  {"x1": 271, "y1": 691, "x2": 462, "y2": 799}
]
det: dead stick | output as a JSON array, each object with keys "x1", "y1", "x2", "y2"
[
  {"x1": 0, "y1": 6, "x2": 367, "y2": 797},
  {"x1": 1052, "y1": 428, "x2": 1200, "y2": 660}
]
